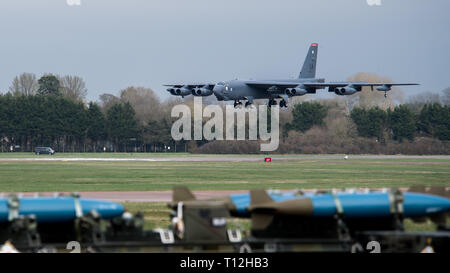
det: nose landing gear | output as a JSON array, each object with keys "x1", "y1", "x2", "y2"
[
  {"x1": 268, "y1": 99, "x2": 277, "y2": 108},
  {"x1": 234, "y1": 100, "x2": 243, "y2": 108},
  {"x1": 235, "y1": 100, "x2": 255, "y2": 108}
]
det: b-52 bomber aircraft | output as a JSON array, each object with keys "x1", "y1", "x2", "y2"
[{"x1": 165, "y1": 43, "x2": 418, "y2": 108}]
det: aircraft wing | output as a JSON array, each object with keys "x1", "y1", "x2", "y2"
[
  {"x1": 244, "y1": 81, "x2": 302, "y2": 89},
  {"x1": 301, "y1": 82, "x2": 419, "y2": 88},
  {"x1": 164, "y1": 83, "x2": 215, "y2": 88},
  {"x1": 245, "y1": 81, "x2": 418, "y2": 88},
  {"x1": 245, "y1": 81, "x2": 419, "y2": 92}
]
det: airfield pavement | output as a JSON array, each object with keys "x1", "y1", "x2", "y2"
[{"x1": 1, "y1": 154, "x2": 450, "y2": 162}]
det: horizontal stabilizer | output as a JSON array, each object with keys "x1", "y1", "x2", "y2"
[
  {"x1": 249, "y1": 190, "x2": 314, "y2": 216},
  {"x1": 251, "y1": 213, "x2": 274, "y2": 230},
  {"x1": 249, "y1": 190, "x2": 276, "y2": 230},
  {"x1": 250, "y1": 189, "x2": 274, "y2": 207},
  {"x1": 172, "y1": 186, "x2": 196, "y2": 202}
]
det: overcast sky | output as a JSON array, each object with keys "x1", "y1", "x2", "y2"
[{"x1": 0, "y1": 0, "x2": 449, "y2": 102}]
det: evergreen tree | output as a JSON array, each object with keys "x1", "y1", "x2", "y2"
[
  {"x1": 286, "y1": 102, "x2": 327, "y2": 133},
  {"x1": 106, "y1": 102, "x2": 139, "y2": 151},
  {"x1": 350, "y1": 107, "x2": 387, "y2": 140},
  {"x1": 418, "y1": 103, "x2": 450, "y2": 140},
  {"x1": 389, "y1": 105, "x2": 416, "y2": 141},
  {"x1": 37, "y1": 75, "x2": 61, "y2": 96},
  {"x1": 87, "y1": 102, "x2": 107, "y2": 151}
]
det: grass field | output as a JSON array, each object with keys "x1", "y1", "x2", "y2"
[
  {"x1": 122, "y1": 202, "x2": 172, "y2": 230},
  {"x1": 0, "y1": 154, "x2": 449, "y2": 192}
]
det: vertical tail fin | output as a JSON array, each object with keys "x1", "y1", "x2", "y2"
[{"x1": 299, "y1": 43, "x2": 318, "y2": 79}]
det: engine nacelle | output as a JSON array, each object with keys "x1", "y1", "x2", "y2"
[
  {"x1": 335, "y1": 86, "x2": 357, "y2": 95},
  {"x1": 167, "y1": 87, "x2": 191, "y2": 96},
  {"x1": 167, "y1": 88, "x2": 176, "y2": 95},
  {"x1": 285, "y1": 87, "x2": 308, "y2": 96},
  {"x1": 173, "y1": 87, "x2": 191, "y2": 96},
  {"x1": 376, "y1": 85, "x2": 391, "y2": 92},
  {"x1": 192, "y1": 87, "x2": 213, "y2": 96}
]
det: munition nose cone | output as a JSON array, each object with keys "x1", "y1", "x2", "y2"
[{"x1": 403, "y1": 192, "x2": 450, "y2": 218}]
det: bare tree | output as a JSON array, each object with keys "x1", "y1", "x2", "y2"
[
  {"x1": 8, "y1": 73, "x2": 38, "y2": 95},
  {"x1": 119, "y1": 86, "x2": 161, "y2": 125},
  {"x1": 405, "y1": 91, "x2": 441, "y2": 113},
  {"x1": 59, "y1": 75, "x2": 88, "y2": 101},
  {"x1": 99, "y1": 93, "x2": 121, "y2": 113},
  {"x1": 290, "y1": 94, "x2": 310, "y2": 105},
  {"x1": 345, "y1": 72, "x2": 404, "y2": 110},
  {"x1": 407, "y1": 91, "x2": 441, "y2": 104}
]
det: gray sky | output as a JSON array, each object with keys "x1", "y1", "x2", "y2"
[{"x1": 1, "y1": 0, "x2": 449, "y2": 102}]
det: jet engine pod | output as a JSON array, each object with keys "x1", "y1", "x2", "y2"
[
  {"x1": 167, "y1": 88, "x2": 177, "y2": 96},
  {"x1": 376, "y1": 85, "x2": 391, "y2": 92},
  {"x1": 335, "y1": 85, "x2": 357, "y2": 95},
  {"x1": 285, "y1": 87, "x2": 307, "y2": 96},
  {"x1": 285, "y1": 88, "x2": 295, "y2": 95},
  {"x1": 192, "y1": 87, "x2": 213, "y2": 96},
  {"x1": 175, "y1": 87, "x2": 192, "y2": 96}
]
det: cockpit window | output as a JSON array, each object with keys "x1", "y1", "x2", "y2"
[{"x1": 217, "y1": 82, "x2": 225, "y2": 86}]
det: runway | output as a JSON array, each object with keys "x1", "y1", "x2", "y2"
[
  {"x1": 0, "y1": 157, "x2": 262, "y2": 162},
  {"x1": 1, "y1": 154, "x2": 450, "y2": 162}
]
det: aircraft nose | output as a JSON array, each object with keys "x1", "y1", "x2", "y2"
[
  {"x1": 213, "y1": 85, "x2": 224, "y2": 93},
  {"x1": 213, "y1": 85, "x2": 225, "y2": 99}
]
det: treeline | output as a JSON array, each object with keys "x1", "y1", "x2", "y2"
[
  {"x1": 351, "y1": 104, "x2": 450, "y2": 142},
  {"x1": 0, "y1": 93, "x2": 166, "y2": 152},
  {"x1": 291, "y1": 101, "x2": 450, "y2": 154},
  {"x1": 195, "y1": 101, "x2": 450, "y2": 155},
  {"x1": 0, "y1": 73, "x2": 180, "y2": 152}
]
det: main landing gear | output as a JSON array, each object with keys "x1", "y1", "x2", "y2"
[
  {"x1": 268, "y1": 99, "x2": 277, "y2": 108},
  {"x1": 234, "y1": 100, "x2": 254, "y2": 108},
  {"x1": 269, "y1": 99, "x2": 288, "y2": 108}
]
